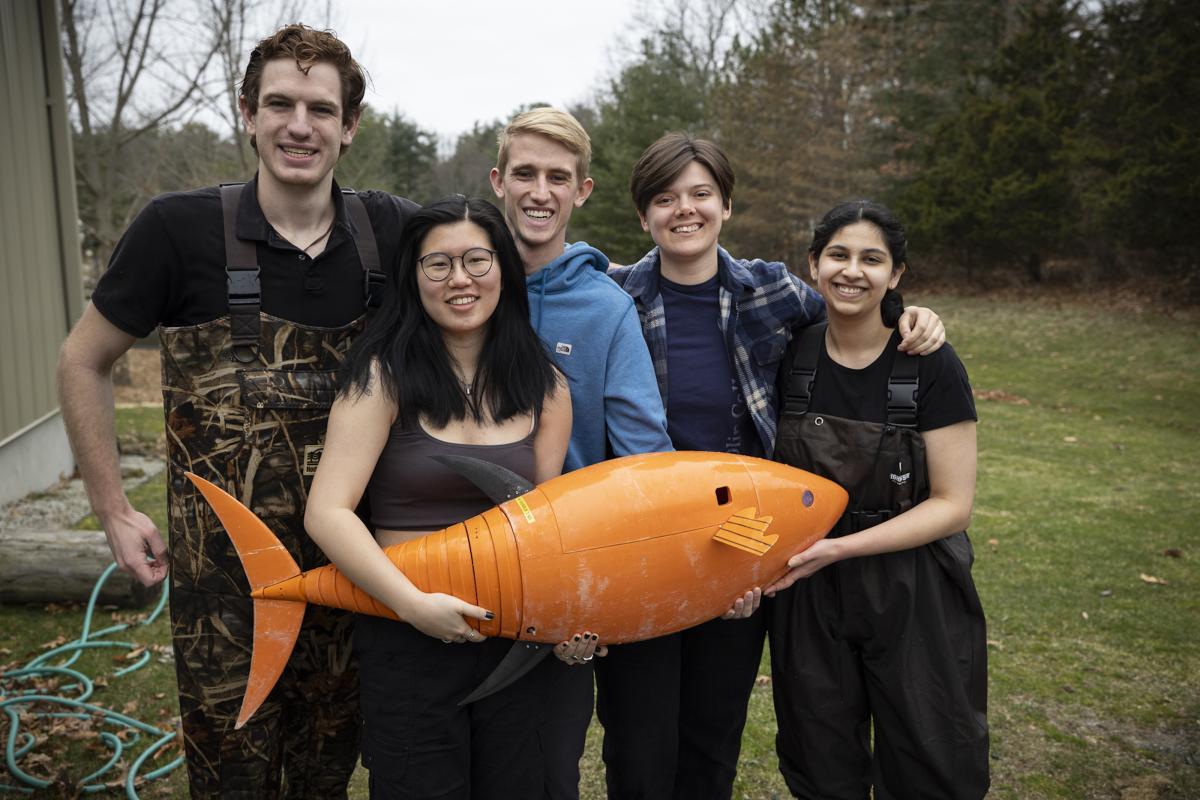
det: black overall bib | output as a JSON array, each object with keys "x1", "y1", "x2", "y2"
[
  {"x1": 161, "y1": 184, "x2": 383, "y2": 798},
  {"x1": 770, "y1": 323, "x2": 989, "y2": 800}
]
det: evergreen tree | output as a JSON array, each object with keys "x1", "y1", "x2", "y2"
[
  {"x1": 1073, "y1": 0, "x2": 1200, "y2": 275},
  {"x1": 875, "y1": 0, "x2": 1012, "y2": 171},
  {"x1": 337, "y1": 108, "x2": 438, "y2": 202},
  {"x1": 431, "y1": 118, "x2": 507, "y2": 201},
  {"x1": 714, "y1": 0, "x2": 890, "y2": 269},
  {"x1": 575, "y1": 36, "x2": 715, "y2": 264},
  {"x1": 894, "y1": 1, "x2": 1086, "y2": 281}
]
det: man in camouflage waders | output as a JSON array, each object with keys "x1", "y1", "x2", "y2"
[{"x1": 58, "y1": 24, "x2": 418, "y2": 798}]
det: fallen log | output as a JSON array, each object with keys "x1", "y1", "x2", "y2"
[{"x1": 0, "y1": 529, "x2": 160, "y2": 607}]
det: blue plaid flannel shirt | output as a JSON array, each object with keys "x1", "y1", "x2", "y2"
[{"x1": 609, "y1": 246, "x2": 826, "y2": 456}]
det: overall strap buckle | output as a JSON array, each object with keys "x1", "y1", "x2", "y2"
[
  {"x1": 341, "y1": 189, "x2": 384, "y2": 309},
  {"x1": 363, "y1": 268, "x2": 386, "y2": 309},
  {"x1": 887, "y1": 349, "x2": 919, "y2": 428},
  {"x1": 221, "y1": 183, "x2": 260, "y2": 363},
  {"x1": 780, "y1": 322, "x2": 826, "y2": 417}
]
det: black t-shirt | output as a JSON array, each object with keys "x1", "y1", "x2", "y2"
[
  {"x1": 808, "y1": 330, "x2": 977, "y2": 431},
  {"x1": 91, "y1": 177, "x2": 418, "y2": 336}
]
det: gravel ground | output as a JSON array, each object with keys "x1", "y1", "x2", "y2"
[
  {"x1": 1, "y1": 347, "x2": 165, "y2": 532},
  {"x1": 0, "y1": 454, "x2": 165, "y2": 531}
]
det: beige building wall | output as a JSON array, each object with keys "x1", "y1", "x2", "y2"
[{"x1": 0, "y1": 0, "x2": 83, "y2": 504}]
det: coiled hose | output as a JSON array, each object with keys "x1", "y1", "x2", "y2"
[{"x1": 1, "y1": 563, "x2": 181, "y2": 797}]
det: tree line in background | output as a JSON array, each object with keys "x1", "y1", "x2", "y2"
[{"x1": 65, "y1": 0, "x2": 1199, "y2": 295}]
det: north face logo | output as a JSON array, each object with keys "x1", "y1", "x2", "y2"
[{"x1": 555, "y1": 342, "x2": 573, "y2": 356}]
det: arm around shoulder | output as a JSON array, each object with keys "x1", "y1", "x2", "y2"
[
  {"x1": 786, "y1": 271, "x2": 826, "y2": 315},
  {"x1": 897, "y1": 304, "x2": 946, "y2": 355}
]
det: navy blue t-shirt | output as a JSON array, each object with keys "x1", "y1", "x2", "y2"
[{"x1": 660, "y1": 275, "x2": 762, "y2": 457}]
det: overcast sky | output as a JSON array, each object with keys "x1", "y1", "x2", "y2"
[{"x1": 326, "y1": 0, "x2": 647, "y2": 145}]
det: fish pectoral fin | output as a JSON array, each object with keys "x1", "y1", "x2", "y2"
[
  {"x1": 432, "y1": 454, "x2": 536, "y2": 504},
  {"x1": 712, "y1": 507, "x2": 778, "y2": 556},
  {"x1": 458, "y1": 641, "x2": 552, "y2": 706}
]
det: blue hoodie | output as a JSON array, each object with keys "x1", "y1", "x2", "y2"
[{"x1": 526, "y1": 242, "x2": 672, "y2": 473}]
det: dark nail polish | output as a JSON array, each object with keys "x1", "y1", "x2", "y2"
[
  {"x1": 573, "y1": 634, "x2": 581, "y2": 641},
  {"x1": 484, "y1": 611, "x2": 495, "y2": 620},
  {"x1": 591, "y1": 634, "x2": 598, "y2": 641}
]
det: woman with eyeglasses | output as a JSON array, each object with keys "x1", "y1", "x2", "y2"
[{"x1": 304, "y1": 196, "x2": 573, "y2": 799}]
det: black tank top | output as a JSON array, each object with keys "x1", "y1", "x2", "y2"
[{"x1": 367, "y1": 417, "x2": 537, "y2": 531}]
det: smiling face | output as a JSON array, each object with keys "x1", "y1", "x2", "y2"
[
  {"x1": 416, "y1": 220, "x2": 503, "y2": 342},
  {"x1": 808, "y1": 220, "x2": 905, "y2": 321},
  {"x1": 489, "y1": 133, "x2": 593, "y2": 272},
  {"x1": 240, "y1": 58, "x2": 358, "y2": 192},
  {"x1": 638, "y1": 160, "x2": 731, "y2": 277}
]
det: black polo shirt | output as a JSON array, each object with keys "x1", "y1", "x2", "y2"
[{"x1": 92, "y1": 176, "x2": 418, "y2": 337}]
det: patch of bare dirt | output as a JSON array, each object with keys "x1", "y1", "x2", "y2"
[
  {"x1": 1119, "y1": 774, "x2": 1174, "y2": 800},
  {"x1": 973, "y1": 389, "x2": 1030, "y2": 405},
  {"x1": 992, "y1": 694, "x2": 1200, "y2": 799}
]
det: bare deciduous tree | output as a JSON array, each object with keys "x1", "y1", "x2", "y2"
[
  {"x1": 61, "y1": 0, "x2": 229, "y2": 278},
  {"x1": 62, "y1": 0, "x2": 335, "y2": 283}
]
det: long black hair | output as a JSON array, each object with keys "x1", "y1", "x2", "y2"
[
  {"x1": 809, "y1": 200, "x2": 908, "y2": 327},
  {"x1": 339, "y1": 196, "x2": 559, "y2": 428}
]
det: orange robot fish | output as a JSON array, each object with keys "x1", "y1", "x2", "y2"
[{"x1": 187, "y1": 451, "x2": 848, "y2": 728}]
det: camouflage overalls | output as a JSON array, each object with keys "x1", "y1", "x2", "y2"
[{"x1": 160, "y1": 184, "x2": 384, "y2": 798}]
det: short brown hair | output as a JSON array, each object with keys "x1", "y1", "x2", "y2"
[
  {"x1": 630, "y1": 133, "x2": 735, "y2": 215},
  {"x1": 240, "y1": 23, "x2": 366, "y2": 147},
  {"x1": 496, "y1": 107, "x2": 592, "y2": 179}
]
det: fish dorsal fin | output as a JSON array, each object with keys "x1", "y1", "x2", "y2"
[
  {"x1": 712, "y1": 507, "x2": 777, "y2": 556},
  {"x1": 431, "y1": 454, "x2": 536, "y2": 504}
]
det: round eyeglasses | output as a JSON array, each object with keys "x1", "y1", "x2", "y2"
[{"x1": 418, "y1": 248, "x2": 496, "y2": 281}]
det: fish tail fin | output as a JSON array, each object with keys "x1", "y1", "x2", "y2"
[
  {"x1": 236, "y1": 598, "x2": 305, "y2": 728},
  {"x1": 185, "y1": 472, "x2": 305, "y2": 729}
]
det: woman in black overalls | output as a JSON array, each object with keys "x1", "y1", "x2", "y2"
[{"x1": 767, "y1": 201, "x2": 989, "y2": 799}]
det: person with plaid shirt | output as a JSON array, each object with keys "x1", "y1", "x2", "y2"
[{"x1": 601, "y1": 133, "x2": 945, "y2": 800}]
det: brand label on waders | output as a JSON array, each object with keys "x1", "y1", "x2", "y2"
[
  {"x1": 890, "y1": 459, "x2": 910, "y2": 486},
  {"x1": 303, "y1": 445, "x2": 323, "y2": 476}
]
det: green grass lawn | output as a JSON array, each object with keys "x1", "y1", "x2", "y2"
[{"x1": 3, "y1": 294, "x2": 1197, "y2": 798}]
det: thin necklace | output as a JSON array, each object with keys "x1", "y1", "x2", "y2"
[
  {"x1": 301, "y1": 216, "x2": 335, "y2": 254},
  {"x1": 455, "y1": 370, "x2": 475, "y2": 397}
]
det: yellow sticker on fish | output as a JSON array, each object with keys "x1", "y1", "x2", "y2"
[{"x1": 515, "y1": 496, "x2": 535, "y2": 523}]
